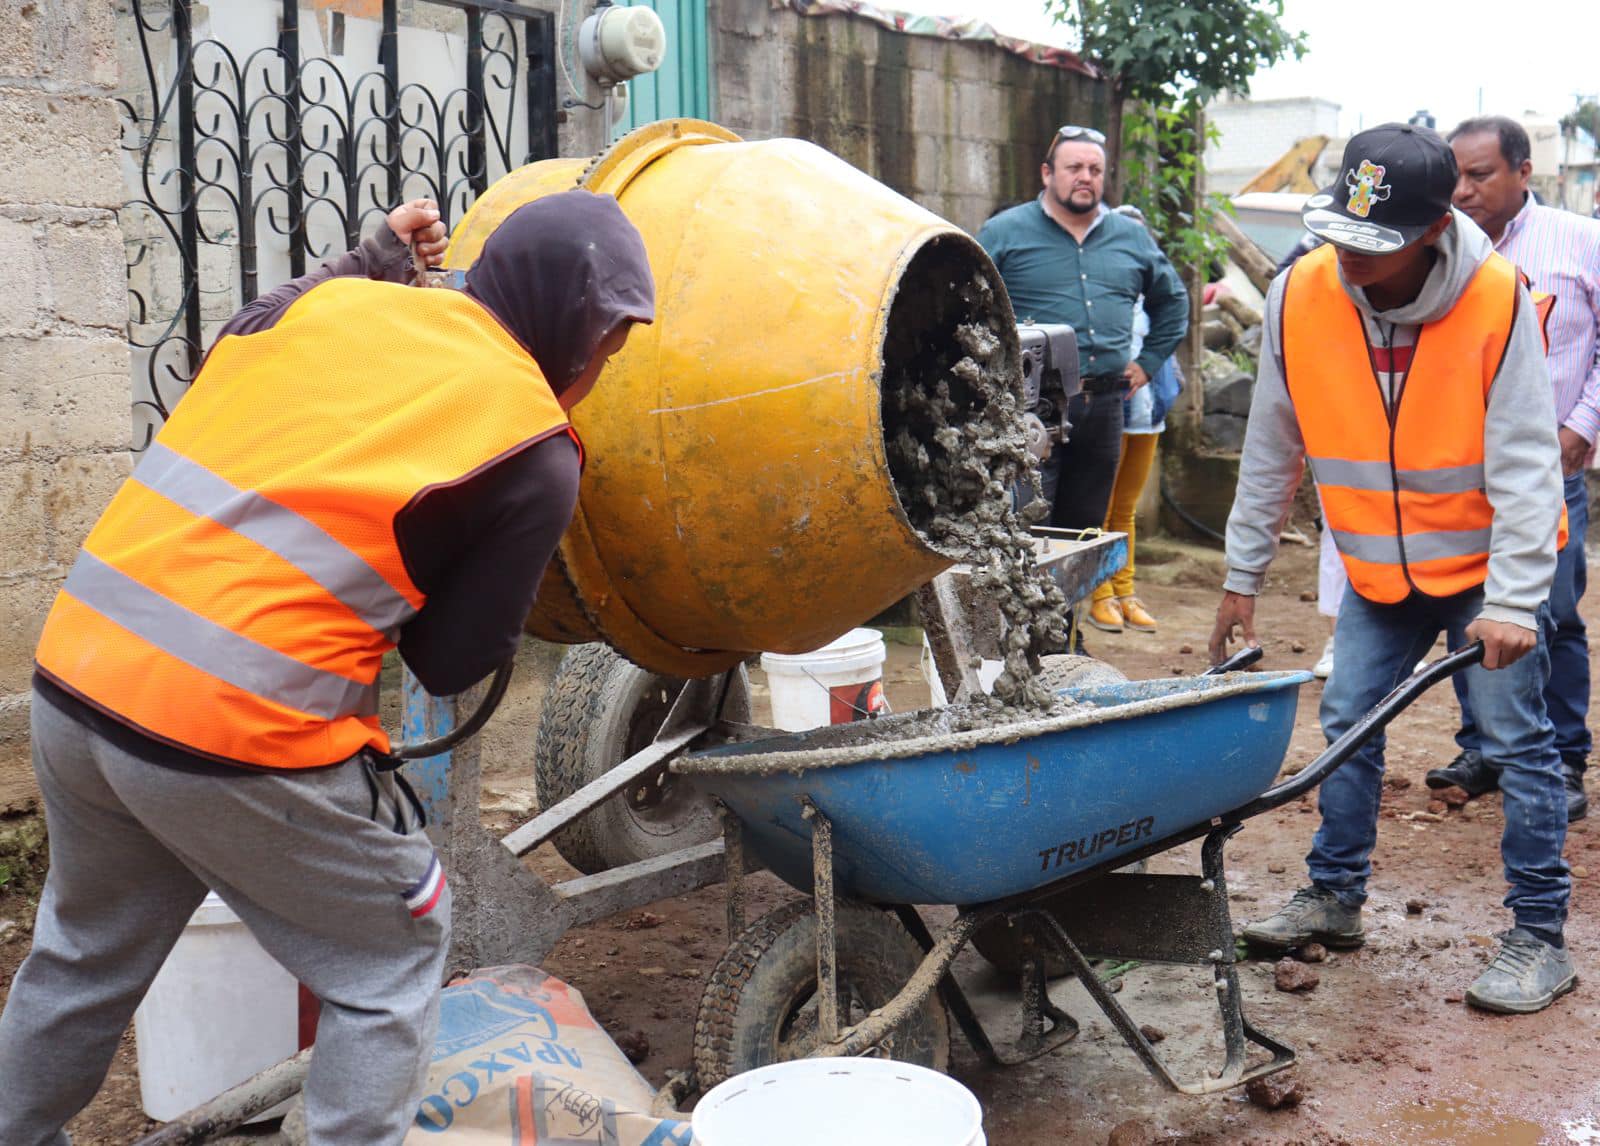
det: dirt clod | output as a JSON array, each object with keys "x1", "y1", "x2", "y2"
[
  {"x1": 622, "y1": 911, "x2": 665, "y2": 931},
  {"x1": 1437, "y1": 787, "x2": 1470, "y2": 808},
  {"x1": 1245, "y1": 1072, "x2": 1305, "y2": 1110},
  {"x1": 1179, "y1": 643, "x2": 1193, "y2": 655},
  {"x1": 1574, "y1": 865, "x2": 1589, "y2": 879},
  {"x1": 1267, "y1": 861, "x2": 1287, "y2": 874},
  {"x1": 1139, "y1": 1023, "x2": 1166, "y2": 1043},
  {"x1": 1386, "y1": 775, "x2": 1412, "y2": 791},
  {"x1": 1107, "y1": 1118, "x2": 1158, "y2": 1146},
  {"x1": 1406, "y1": 898, "x2": 1427, "y2": 914},
  {"x1": 1298, "y1": 942, "x2": 1327, "y2": 963},
  {"x1": 1275, "y1": 958, "x2": 1320, "y2": 992},
  {"x1": 613, "y1": 1029, "x2": 650, "y2": 1064},
  {"x1": 1299, "y1": 590, "x2": 1317, "y2": 602},
  {"x1": 1427, "y1": 799, "x2": 1448, "y2": 815}
]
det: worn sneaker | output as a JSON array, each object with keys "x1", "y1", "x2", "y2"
[
  {"x1": 1240, "y1": 885, "x2": 1365, "y2": 950},
  {"x1": 1312, "y1": 638, "x2": 1335, "y2": 680},
  {"x1": 1425, "y1": 749, "x2": 1498, "y2": 797},
  {"x1": 1087, "y1": 597, "x2": 1124, "y2": 633},
  {"x1": 1465, "y1": 928, "x2": 1577, "y2": 1014},
  {"x1": 1565, "y1": 763, "x2": 1588, "y2": 823},
  {"x1": 1117, "y1": 596, "x2": 1158, "y2": 633}
]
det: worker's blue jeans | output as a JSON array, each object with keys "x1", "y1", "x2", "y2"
[
  {"x1": 1309, "y1": 588, "x2": 1570, "y2": 936},
  {"x1": 1455, "y1": 470, "x2": 1591, "y2": 774}
]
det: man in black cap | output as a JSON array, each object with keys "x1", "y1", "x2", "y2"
[{"x1": 1209, "y1": 125, "x2": 1575, "y2": 1013}]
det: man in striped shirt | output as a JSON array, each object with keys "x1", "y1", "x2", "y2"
[{"x1": 1427, "y1": 117, "x2": 1600, "y2": 822}]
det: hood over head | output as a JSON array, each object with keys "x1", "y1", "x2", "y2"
[
  {"x1": 464, "y1": 190, "x2": 655, "y2": 397},
  {"x1": 1338, "y1": 207, "x2": 1495, "y2": 325}
]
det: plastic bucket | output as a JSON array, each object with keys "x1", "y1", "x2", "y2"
[
  {"x1": 693, "y1": 1058, "x2": 984, "y2": 1146},
  {"x1": 761, "y1": 627, "x2": 888, "y2": 732},
  {"x1": 133, "y1": 892, "x2": 300, "y2": 1121}
]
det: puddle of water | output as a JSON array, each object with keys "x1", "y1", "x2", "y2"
[{"x1": 1372, "y1": 1100, "x2": 1546, "y2": 1145}]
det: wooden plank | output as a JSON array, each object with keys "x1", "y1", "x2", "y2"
[{"x1": 555, "y1": 839, "x2": 732, "y2": 929}]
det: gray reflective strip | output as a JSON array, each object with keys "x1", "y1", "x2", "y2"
[
  {"x1": 135, "y1": 444, "x2": 416, "y2": 634},
  {"x1": 1310, "y1": 457, "x2": 1485, "y2": 495},
  {"x1": 64, "y1": 551, "x2": 379, "y2": 720},
  {"x1": 1332, "y1": 528, "x2": 1491, "y2": 566}
]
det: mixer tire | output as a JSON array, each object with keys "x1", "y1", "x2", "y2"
[
  {"x1": 970, "y1": 912, "x2": 1076, "y2": 979},
  {"x1": 1036, "y1": 653, "x2": 1129, "y2": 694},
  {"x1": 533, "y1": 643, "x2": 750, "y2": 875},
  {"x1": 693, "y1": 899, "x2": 950, "y2": 1088}
]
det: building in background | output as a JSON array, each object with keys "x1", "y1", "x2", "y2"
[{"x1": 1204, "y1": 94, "x2": 1340, "y2": 196}]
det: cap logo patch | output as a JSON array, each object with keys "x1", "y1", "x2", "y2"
[{"x1": 1345, "y1": 160, "x2": 1390, "y2": 219}]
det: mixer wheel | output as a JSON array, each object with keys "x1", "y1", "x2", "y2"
[
  {"x1": 1036, "y1": 653, "x2": 1128, "y2": 694},
  {"x1": 534, "y1": 643, "x2": 749, "y2": 875},
  {"x1": 693, "y1": 899, "x2": 949, "y2": 1088}
]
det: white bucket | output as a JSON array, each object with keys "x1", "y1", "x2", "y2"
[
  {"x1": 693, "y1": 1058, "x2": 985, "y2": 1146},
  {"x1": 133, "y1": 892, "x2": 301, "y2": 1121},
  {"x1": 760, "y1": 627, "x2": 888, "y2": 732}
]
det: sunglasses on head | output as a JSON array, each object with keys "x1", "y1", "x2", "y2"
[{"x1": 1055, "y1": 125, "x2": 1107, "y2": 145}]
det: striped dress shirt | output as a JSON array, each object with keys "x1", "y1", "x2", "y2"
[{"x1": 1494, "y1": 194, "x2": 1600, "y2": 444}]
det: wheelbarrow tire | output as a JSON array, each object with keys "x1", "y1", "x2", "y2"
[
  {"x1": 533, "y1": 643, "x2": 750, "y2": 875},
  {"x1": 693, "y1": 899, "x2": 950, "y2": 1088}
]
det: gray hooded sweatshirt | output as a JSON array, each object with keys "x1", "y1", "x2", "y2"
[{"x1": 1223, "y1": 208, "x2": 1561, "y2": 632}]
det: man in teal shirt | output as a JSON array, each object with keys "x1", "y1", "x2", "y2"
[{"x1": 978, "y1": 126, "x2": 1188, "y2": 531}]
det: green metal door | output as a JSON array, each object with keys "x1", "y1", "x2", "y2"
[{"x1": 611, "y1": 0, "x2": 711, "y2": 137}]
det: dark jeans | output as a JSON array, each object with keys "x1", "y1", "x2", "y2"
[
  {"x1": 1314, "y1": 589, "x2": 1569, "y2": 935},
  {"x1": 1040, "y1": 389, "x2": 1125, "y2": 530},
  {"x1": 1455, "y1": 470, "x2": 1591, "y2": 774}
]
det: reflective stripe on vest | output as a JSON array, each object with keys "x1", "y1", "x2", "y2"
[
  {"x1": 1282, "y1": 244, "x2": 1519, "y2": 603},
  {"x1": 63, "y1": 551, "x2": 379, "y2": 720},
  {"x1": 35, "y1": 278, "x2": 572, "y2": 769},
  {"x1": 136, "y1": 443, "x2": 417, "y2": 637}
]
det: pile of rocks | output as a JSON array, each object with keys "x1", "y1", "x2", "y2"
[{"x1": 1197, "y1": 291, "x2": 1265, "y2": 452}]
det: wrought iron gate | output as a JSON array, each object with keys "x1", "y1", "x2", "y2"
[{"x1": 119, "y1": 0, "x2": 559, "y2": 447}]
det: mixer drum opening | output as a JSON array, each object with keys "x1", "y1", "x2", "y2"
[{"x1": 878, "y1": 232, "x2": 1023, "y2": 558}]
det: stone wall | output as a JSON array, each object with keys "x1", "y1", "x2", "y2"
[
  {"x1": 711, "y1": 1, "x2": 1120, "y2": 235},
  {"x1": 0, "y1": 2, "x2": 133, "y2": 811}
]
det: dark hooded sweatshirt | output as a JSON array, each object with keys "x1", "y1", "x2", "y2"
[{"x1": 36, "y1": 192, "x2": 655, "y2": 773}]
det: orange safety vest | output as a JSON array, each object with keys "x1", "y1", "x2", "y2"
[
  {"x1": 36, "y1": 278, "x2": 574, "y2": 770},
  {"x1": 1282, "y1": 243, "x2": 1565, "y2": 604}
]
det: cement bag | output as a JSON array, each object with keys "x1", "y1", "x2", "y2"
[{"x1": 406, "y1": 965, "x2": 691, "y2": 1144}]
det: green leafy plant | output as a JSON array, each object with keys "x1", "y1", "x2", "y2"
[{"x1": 1049, "y1": 0, "x2": 1305, "y2": 268}]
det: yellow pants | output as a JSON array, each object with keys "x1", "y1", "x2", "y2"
[{"x1": 1091, "y1": 432, "x2": 1160, "y2": 602}]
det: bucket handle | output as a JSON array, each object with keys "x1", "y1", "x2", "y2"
[{"x1": 799, "y1": 665, "x2": 885, "y2": 720}]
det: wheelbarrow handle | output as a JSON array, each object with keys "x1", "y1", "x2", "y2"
[
  {"x1": 1227, "y1": 640, "x2": 1486, "y2": 821},
  {"x1": 1203, "y1": 646, "x2": 1263, "y2": 675}
]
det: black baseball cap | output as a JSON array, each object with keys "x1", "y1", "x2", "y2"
[{"x1": 1301, "y1": 124, "x2": 1458, "y2": 254}]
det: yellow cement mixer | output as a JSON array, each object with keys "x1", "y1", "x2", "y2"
[{"x1": 446, "y1": 120, "x2": 1017, "y2": 677}]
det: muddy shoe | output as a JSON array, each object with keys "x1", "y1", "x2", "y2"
[
  {"x1": 1424, "y1": 749, "x2": 1498, "y2": 797},
  {"x1": 1465, "y1": 929, "x2": 1577, "y2": 1014},
  {"x1": 1240, "y1": 886, "x2": 1364, "y2": 950},
  {"x1": 1565, "y1": 764, "x2": 1588, "y2": 823}
]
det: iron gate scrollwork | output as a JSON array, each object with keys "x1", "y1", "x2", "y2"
[{"x1": 119, "y1": 0, "x2": 559, "y2": 448}]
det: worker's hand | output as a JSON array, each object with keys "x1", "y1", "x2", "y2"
[
  {"x1": 1465, "y1": 617, "x2": 1536, "y2": 670},
  {"x1": 1208, "y1": 590, "x2": 1258, "y2": 665},
  {"x1": 1124, "y1": 361, "x2": 1150, "y2": 394},
  {"x1": 388, "y1": 198, "x2": 449, "y2": 267},
  {"x1": 1558, "y1": 426, "x2": 1590, "y2": 477}
]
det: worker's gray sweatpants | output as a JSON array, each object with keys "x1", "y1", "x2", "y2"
[{"x1": 0, "y1": 693, "x2": 450, "y2": 1146}]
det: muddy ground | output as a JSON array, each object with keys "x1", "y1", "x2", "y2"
[{"x1": 6, "y1": 538, "x2": 1600, "y2": 1144}]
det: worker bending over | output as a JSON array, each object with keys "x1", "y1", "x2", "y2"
[{"x1": 0, "y1": 191, "x2": 655, "y2": 1144}]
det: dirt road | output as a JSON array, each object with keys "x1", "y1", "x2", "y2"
[{"x1": 8, "y1": 539, "x2": 1600, "y2": 1144}]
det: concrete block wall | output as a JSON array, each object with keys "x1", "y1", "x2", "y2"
[
  {"x1": 0, "y1": 1, "x2": 133, "y2": 810},
  {"x1": 1205, "y1": 96, "x2": 1341, "y2": 196},
  {"x1": 710, "y1": 0, "x2": 1120, "y2": 236}
]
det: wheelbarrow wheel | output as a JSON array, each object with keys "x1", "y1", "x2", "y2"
[
  {"x1": 533, "y1": 643, "x2": 750, "y2": 875},
  {"x1": 693, "y1": 899, "x2": 950, "y2": 1088}
]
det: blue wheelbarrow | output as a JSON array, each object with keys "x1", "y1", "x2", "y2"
[{"x1": 673, "y1": 644, "x2": 1484, "y2": 1097}]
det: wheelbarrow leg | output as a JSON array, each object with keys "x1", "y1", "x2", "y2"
[
  {"x1": 717, "y1": 799, "x2": 747, "y2": 941},
  {"x1": 1018, "y1": 826, "x2": 1296, "y2": 1095},
  {"x1": 802, "y1": 797, "x2": 840, "y2": 1044}
]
